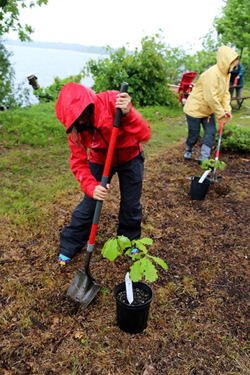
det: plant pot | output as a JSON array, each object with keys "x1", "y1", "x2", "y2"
[
  {"x1": 190, "y1": 176, "x2": 211, "y2": 200},
  {"x1": 114, "y1": 281, "x2": 153, "y2": 334}
]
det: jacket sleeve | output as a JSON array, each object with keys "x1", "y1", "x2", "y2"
[
  {"x1": 68, "y1": 134, "x2": 99, "y2": 198},
  {"x1": 107, "y1": 91, "x2": 151, "y2": 143},
  {"x1": 121, "y1": 106, "x2": 151, "y2": 143},
  {"x1": 238, "y1": 64, "x2": 244, "y2": 78},
  {"x1": 202, "y1": 72, "x2": 229, "y2": 119}
]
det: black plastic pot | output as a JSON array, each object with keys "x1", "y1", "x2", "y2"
[
  {"x1": 190, "y1": 176, "x2": 211, "y2": 200},
  {"x1": 114, "y1": 281, "x2": 153, "y2": 334}
]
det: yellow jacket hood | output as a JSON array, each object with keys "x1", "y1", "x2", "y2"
[
  {"x1": 217, "y1": 45, "x2": 239, "y2": 75},
  {"x1": 184, "y1": 46, "x2": 239, "y2": 119}
]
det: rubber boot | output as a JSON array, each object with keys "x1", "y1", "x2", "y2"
[
  {"x1": 198, "y1": 144, "x2": 211, "y2": 163},
  {"x1": 184, "y1": 147, "x2": 192, "y2": 160}
]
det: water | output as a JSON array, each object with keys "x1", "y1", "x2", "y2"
[{"x1": 5, "y1": 44, "x2": 107, "y2": 103}]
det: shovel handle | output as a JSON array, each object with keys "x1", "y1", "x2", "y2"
[
  {"x1": 218, "y1": 114, "x2": 229, "y2": 135},
  {"x1": 215, "y1": 114, "x2": 229, "y2": 159},
  {"x1": 212, "y1": 114, "x2": 229, "y2": 180},
  {"x1": 88, "y1": 82, "x2": 129, "y2": 246}
]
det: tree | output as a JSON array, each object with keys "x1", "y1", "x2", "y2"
[
  {"x1": 213, "y1": 0, "x2": 250, "y2": 57},
  {"x1": 0, "y1": 0, "x2": 48, "y2": 41},
  {"x1": 0, "y1": 40, "x2": 14, "y2": 105},
  {"x1": 0, "y1": 1, "x2": 48, "y2": 106},
  {"x1": 188, "y1": 30, "x2": 219, "y2": 76}
]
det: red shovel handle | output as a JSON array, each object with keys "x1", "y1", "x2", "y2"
[
  {"x1": 89, "y1": 82, "x2": 129, "y2": 245},
  {"x1": 103, "y1": 82, "x2": 128, "y2": 176},
  {"x1": 218, "y1": 114, "x2": 230, "y2": 135},
  {"x1": 213, "y1": 114, "x2": 230, "y2": 179}
]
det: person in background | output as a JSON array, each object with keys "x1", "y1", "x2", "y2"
[
  {"x1": 229, "y1": 60, "x2": 244, "y2": 106},
  {"x1": 183, "y1": 45, "x2": 239, "y2": 163},
  {"x1": 55, "y1": 83, "x2": 151, "y2": 265}
]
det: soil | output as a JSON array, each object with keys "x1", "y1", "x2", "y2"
[
  {"x1": 1, "y1": 142, "x2": 250, "y2": 375},
  {"x1": 117, "y1": 287, "x2": 151, "y2": 305}
]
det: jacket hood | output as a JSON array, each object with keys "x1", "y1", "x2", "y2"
[
  {"x1": 55, "y1": 83, "x2": 97, "y2": 132},
  {"x1": 217, "y1": 46, "x2": 239, "y2": 75}
]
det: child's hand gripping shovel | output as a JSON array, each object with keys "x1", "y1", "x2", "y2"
[{"x1": 67, "y1": 82, "x2": 129, "y2": 308}]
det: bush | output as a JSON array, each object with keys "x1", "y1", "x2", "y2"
[
  {"x1": 218, "y1": 124, "x2": 250, "y2": 152},
  {"x1": 34, "y1": 74, "x2": 83, "y2": 103},
  {"x1": 82, "y1": 34, "x2": 179, "y2": 107}
]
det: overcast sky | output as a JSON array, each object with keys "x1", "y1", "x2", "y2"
[{"x1": 7, "y1": 0, "x2": 224, "y2": 52}]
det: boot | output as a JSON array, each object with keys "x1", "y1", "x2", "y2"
[
  {"x1": 198, "y1": 144, "x2": 211, "y2": 164},
  {"x1": 184, "y1": 147, "x2": 192, "y2": 160}
]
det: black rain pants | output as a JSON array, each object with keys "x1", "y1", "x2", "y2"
[{"x1": 59, "y1": 152, "x2": 145, "y2": 259}]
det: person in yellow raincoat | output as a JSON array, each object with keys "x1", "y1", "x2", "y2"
[{"x1": 183, "y1": 45, "x2": 239, "y2": 162}]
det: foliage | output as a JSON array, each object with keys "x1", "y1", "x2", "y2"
[
  {"x1": 34, "y1": 74, "x2": 83, "y2": 103},
  {"x1": 0, "y1": 0, "x2": 48, "y2": 41},
  {"x1": 163, "y1": 45, "x2": 193, "y2": 84},
  {"x1": 218, "y1": 123, "x2": 250, "y2": 152},
  {"x1": 191, "y1": 30, "x2": 219, "y2": 75},
  {"x1": 0, "y1": 39, "x2": 31, "y2": 107},
  {"x1": 82, "y1": 33, "x2": 179, "y2": 107},
  {"x1": 200, "y1": 159, "x2": 226, "y2": 171},
  {"x1": 0, "y1": 40, "x2": 14, "y2": 106},
  {"x1": 102, "y1": 236, "x2": 168, "y2": 283},
  {"x1": 213, "y1": 0, "x2": 250, "y2": 57}
]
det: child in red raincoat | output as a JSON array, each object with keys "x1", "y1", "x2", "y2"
[{"x1": 55, "y1": 83, "x2": 151, "y2": 265}]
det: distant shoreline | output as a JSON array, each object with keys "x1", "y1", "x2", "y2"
[{"x1": 3, "y1": 39, "x2": 109, "y2": 55}]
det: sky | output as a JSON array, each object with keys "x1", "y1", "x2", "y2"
[{"x1": 6, "y1": 0, "x2": 225, "y2": 53}]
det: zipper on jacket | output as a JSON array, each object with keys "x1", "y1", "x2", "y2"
[
  {"x1": 95, "y1": 128, "x2": 109, "y2": 146},
  {"x1": 95, "y1": 128, "x2": 118, "y2": 165}
]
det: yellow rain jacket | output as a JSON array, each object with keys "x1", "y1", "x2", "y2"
[{"x1": 184, "y1": 46, "x2": 239, "y2": 119}]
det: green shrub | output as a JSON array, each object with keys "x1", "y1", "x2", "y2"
[
  {"x1": 218, "y1": 124, "x2": 250, "y2": 152},
  {"x1": 83, "y1": 34, "x2": 179, "y2": 107},
  {"x1": 34, "y1": 74, "x2": 83, "y2": 103}
]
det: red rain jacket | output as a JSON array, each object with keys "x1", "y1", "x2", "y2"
[{"x1": 55, "y1": 83, "x2": 151, "y2": 198}]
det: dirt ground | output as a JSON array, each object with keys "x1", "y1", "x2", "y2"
[{"x1": 1, "y1": 142, "x2": 250, "y2": 375}]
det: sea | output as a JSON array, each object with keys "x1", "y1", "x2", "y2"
[{"x1": 4, "y1": 44, "x2": 108, "y2": 104}]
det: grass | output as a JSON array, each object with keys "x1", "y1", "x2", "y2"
[
  {"x1": 0, "y1": 96, "x2": 250, "y2": 230},
  {"x1": 0, "y1": 103, "x2": 186, "y2": 230}
]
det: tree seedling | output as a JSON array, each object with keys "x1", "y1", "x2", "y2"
[
  {"x1": 200, "y1": 158, "x2": 226, "y2": 172},
  {"x1": 101, "y1": 236, "x2": 168, "y2": 283}
]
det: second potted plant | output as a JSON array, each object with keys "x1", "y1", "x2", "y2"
[
  {"x1": 101, "y1": 235, "x2": 168, "y2": 333},
  {"x1": 190, "y1": 158, "x2": 226, "y2": 200}
]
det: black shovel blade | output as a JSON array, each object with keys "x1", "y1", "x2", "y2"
[{"x1": 66, "y1": 268, "x2": 101, "y2": 308}]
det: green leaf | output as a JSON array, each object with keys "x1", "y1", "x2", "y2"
[
  {"x1": 200, "y1": 159, "x2": 215, "y2": 169},
  {"x1": 147, "y1": 255, "x2": 168, "y2": 270},
  {"x1": 101, "y1": 238, "x2": 121, "y2": 261},
  {"x1": 130, "y1": 258, "x2": 158, "y2": 283},
  {"x1": 138, "y1": 237, "x2": 153, "y2": 246},
  {"x1": 129, "y1": 261, "x2": 143, "y2": 282},
  {"x1": 142, "y1": 258, "x2": 158, "y2": 282},
  {"x1": 135, "y1": 242, "x2": 147, "y2": 254},
  {"x1": 217, "y1": 160, "x2": 226, "y2": 171},
  {"x1": 117, "y1": 235, "x2": 131, "y2": 251}
]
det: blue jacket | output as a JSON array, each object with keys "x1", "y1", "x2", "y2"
[{"x1": 230, "y1": 63, "x2": 244, "y2": 87}]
